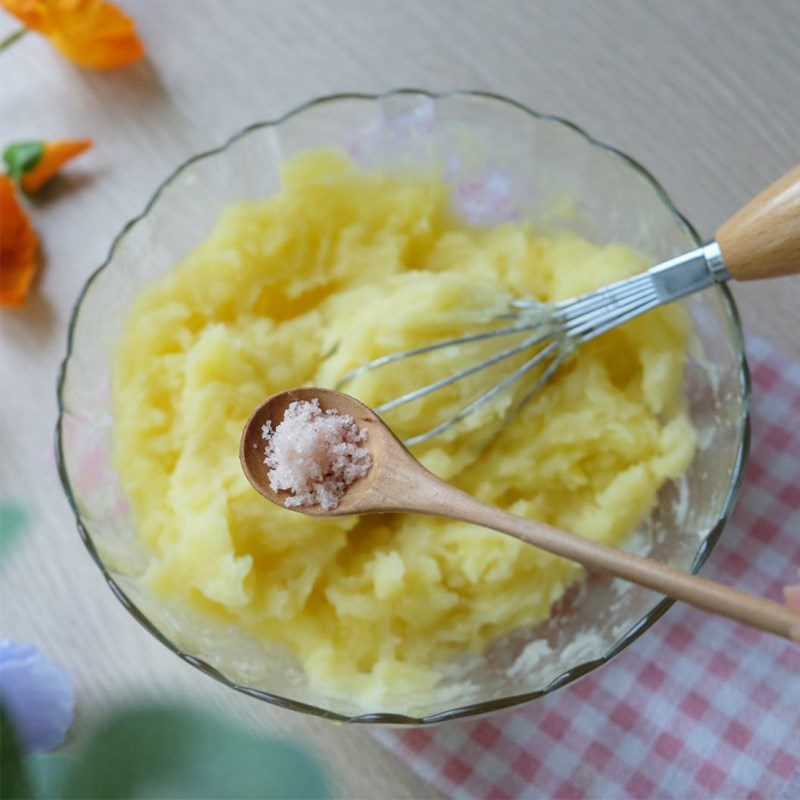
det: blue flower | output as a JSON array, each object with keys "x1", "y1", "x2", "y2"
[{"x1": 0, "y1": 640, "x2": 75, "y2": 754}]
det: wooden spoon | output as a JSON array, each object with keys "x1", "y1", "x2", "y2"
[{"x1": 241, "y1": 387, "x2": 800, "y2": 643}]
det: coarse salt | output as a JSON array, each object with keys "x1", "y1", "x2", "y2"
[{"x1": 262, "y1": 398, "x2": 371, "y2": 511}]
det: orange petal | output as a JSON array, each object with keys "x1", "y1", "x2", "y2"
[
  {"x1": 0, "y1": 176, "x2": 39, "y2": 307},
  {"x1": 20, "y1": 139, "x2": 92, "y2": 194},
  {"x1": 1, "y1": 0, "x2": 144, "y2": 69},
  {"x1": 46, "y1": 0, "x2": 144, "y2": 68},
  {"x1": 0, "y1": 0, "x2": 48, "y2": 32}
]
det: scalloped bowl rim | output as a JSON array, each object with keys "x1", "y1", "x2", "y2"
[{"x1": 55, "y1": 89, "x2": 751, "y2": 725}]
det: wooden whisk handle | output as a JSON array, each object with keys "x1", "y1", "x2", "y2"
[{"x1": 716, "y1": 164, "x2": 800, "y2": 281}]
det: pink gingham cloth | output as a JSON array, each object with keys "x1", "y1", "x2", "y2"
[{"x1": 375, "y1": 335, "x2": 800, "y2": 800}]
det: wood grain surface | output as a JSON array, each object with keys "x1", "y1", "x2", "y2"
[
  {"x1": 717, "y1": 164, "x2": 800, "y2": 281},
  {"x1": 1, "y1": 2, "x2": 798, "y2": 797}
]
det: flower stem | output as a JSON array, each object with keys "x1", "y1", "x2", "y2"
[{"x1": 0, "y1": 28, "x2": 28, "y2": 53}]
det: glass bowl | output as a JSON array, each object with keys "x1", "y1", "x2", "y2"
[{"x1": 56, "y1": 90, "x2": 749, "y2": 724}]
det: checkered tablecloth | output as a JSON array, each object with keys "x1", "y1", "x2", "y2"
[{"x1": 374, "y1": 336, "x2": 800, "y2": 800}]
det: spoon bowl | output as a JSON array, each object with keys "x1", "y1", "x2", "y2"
[{"x1": 240, "y1": 387, "x2": 424, "y2": 517}]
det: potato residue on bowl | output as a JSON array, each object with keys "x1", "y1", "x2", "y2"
[{"x1": 113, "y1": 149, "x2": 695, "y2": 706}]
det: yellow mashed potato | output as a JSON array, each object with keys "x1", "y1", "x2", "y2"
[{"x1": 113, "y1": 150, "x2": 695, "y2": 705}]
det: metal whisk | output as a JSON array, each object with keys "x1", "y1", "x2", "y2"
[{"x1": 338, "y1": 165, "x2": 800, "y2": 446}]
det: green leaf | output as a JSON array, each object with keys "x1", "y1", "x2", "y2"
[
  {"x1": 27, "y1": 754, "x2": 70, "y2": 800},
  {"x1": 1, "y1": 705, "x2": 34, "y2": 800},
  {"x1": 3, "y1": 142, "x2": 43, "y2": 179},
  {"x1": 61, "y1": 705, "x2": 329, "y2": 800},
  {"x1": 0, "y1": 502, "x2": 28, "y2": 561}
]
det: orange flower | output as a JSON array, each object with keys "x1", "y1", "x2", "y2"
[
  {"x1": 1, "y1": 0, "x2": 143, "y2": 68},
  {"x1": 4, "y1": 139, "x2": 92, "y2": 193},
  {"x1": 0, "y1": 175, "x2": 39, "y2": 306}
]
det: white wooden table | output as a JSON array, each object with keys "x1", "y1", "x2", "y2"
[{"x1": 2, "y1": 2, "x2": 798, "y2": 796}]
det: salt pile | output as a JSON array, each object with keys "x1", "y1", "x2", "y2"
[{"x1": 262, "y1": 398, "x2": 371, "y2": 510}]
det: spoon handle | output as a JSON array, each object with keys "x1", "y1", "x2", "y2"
[{"x1": 410, "y1": 474, "x2": 800, "y2": 642}]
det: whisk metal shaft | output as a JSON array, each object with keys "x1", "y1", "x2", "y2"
[{"x1": 337, "y1": 242, "x2": 730, "y2": 445}]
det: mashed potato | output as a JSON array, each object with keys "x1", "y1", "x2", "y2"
[{"x1": 113, "y1": 149, "x2": 695, "y2": 705}]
